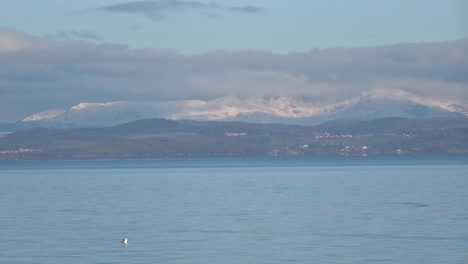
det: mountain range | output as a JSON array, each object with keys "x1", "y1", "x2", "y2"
[{"x1": 16, "y1": 88, "x2": 468, "y2": 128}]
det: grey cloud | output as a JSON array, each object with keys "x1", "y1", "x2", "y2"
[
  {"x1": 227, "y1": 6, "x2": 263, "y2": 13},
  {"x1": 0, "y1": 27, "x2": 467, "y2": 122},
  {"x1": 55, "y1": 30, "x2": 101, "y2": 41},
  {"x1": 69, "y1": 30, "x2": 101, "y2": 40},
  {"x1": 98, "y1": 0, "x2": 264, "y2": 20}
]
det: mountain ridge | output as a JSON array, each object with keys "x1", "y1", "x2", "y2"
[{"x1": 20, "y1": 89, "x2": 467, "y2": 128}]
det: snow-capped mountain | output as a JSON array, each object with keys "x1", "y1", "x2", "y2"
[
  {"x1": 21, "y1": 89, "x2": 467, "y2": 128},
  {"x1": 318, "y1": 88, "x2": 468, "y2": 121}
]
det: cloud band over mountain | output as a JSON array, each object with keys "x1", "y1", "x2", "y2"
[{"x1": 0, "y1": 27, "x2": 467, "y2": 122}]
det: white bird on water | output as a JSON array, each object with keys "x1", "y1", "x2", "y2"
[{"x1": 122, "y1": 238, "x2": 128, "y2": 244}]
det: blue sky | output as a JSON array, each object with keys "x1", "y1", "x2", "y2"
[
  {"x1": 0, "y1": 0, "x2": 467, "y2": 122},
  {"x1": 1, "y1": 0, "x2": 467, "y2": 54}
]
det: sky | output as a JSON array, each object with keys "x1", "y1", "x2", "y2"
[{"x1": 0, "y1": 0, "x2": 467, "y2": 122}]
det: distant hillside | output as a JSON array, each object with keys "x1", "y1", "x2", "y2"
[{"x1": 0, "y1": 117, "x2": 467, "y2": 159}]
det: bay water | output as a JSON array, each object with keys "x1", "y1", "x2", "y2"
[{"x1": 1, "y1": 156, "x2": 467, "y2": 263}]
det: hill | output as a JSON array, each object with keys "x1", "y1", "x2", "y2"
[{"x1": 0, "y1": 117, "x2": 467, "y2": 159}]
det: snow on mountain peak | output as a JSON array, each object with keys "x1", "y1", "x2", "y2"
[
  {"x1": 71, "y1": 101, "x2": 127, "y2": 110},
  {"x1": 360, "y1": 88, "x2": 468, "y2": 114},
  {"x1": 362, "y1": 88, "x2": 416, "y2": 100},
  {"x1": 21, "y1": 90, "x2": 468, "y2": 127},
  {"x1": 22, "y1": 109, "x2": 66, "y2": 122}
]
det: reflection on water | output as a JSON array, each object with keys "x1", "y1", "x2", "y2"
[{"x1": 1, "y1": 157, "x2": 467, "y2": 263}]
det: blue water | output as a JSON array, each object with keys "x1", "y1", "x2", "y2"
[{"x1": 1, "y1": 156, "x2": 467, "y2": 263}]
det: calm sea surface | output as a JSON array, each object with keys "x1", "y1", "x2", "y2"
[{"x1": 1, "y1": 156, "x2": 467, "y2": 263}]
